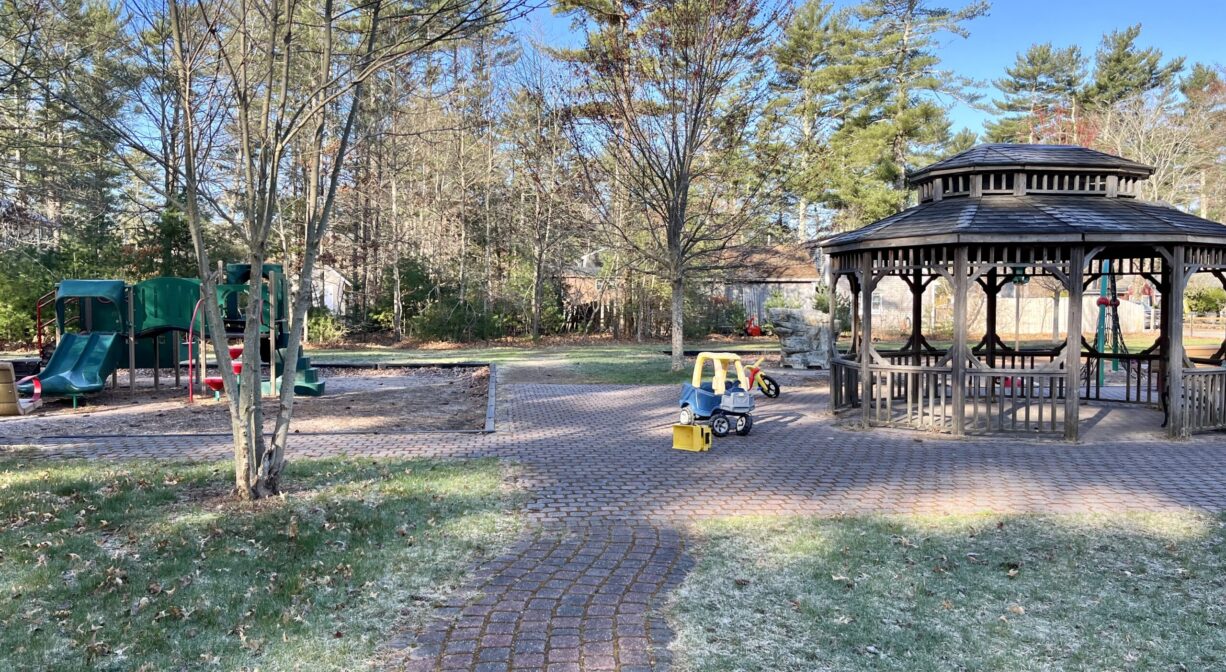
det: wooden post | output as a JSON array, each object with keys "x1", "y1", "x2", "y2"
[
  {"x1": 1065, "y1": 247, "x2": 1085, "y2": 441},
  {"x1": 911, "y1": 267, "x2": 923, "y2": 365},
  {"x1": 860, "y1": 251, "x2": 874, "y2": 426},
  {"x1": 952, "y1": 246, "x2": 968, "y2": 435},
  {"x1": 269, "y1": 270, "x2": 278, "y2": 399},
  {"x1": 827, "y1": 266, "x2": 838, "y2": 414},
  {"x1": 1166, "y1": 245, "x2": 1186, "y2": 437},
  {"x1": 127, "y1": 286, "x2": 137, "y2": 397},
  {"x1": 986, "y1": 268, "x2": 999, "y2": 366}
]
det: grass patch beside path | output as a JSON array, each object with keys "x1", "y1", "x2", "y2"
[
  {"x1": 671, "y1": 513, "x2": 1226, "y2": 672},
  {"x1": 307, "y1": 341, "x2": 777, "y2": 385},
  {"x1": 0, "y1": 455, "x2": 518, "y2": 671}
]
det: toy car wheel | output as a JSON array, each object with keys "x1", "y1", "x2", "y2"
[
  {"x1": 679, "y1": 406, "x2": 695, "y2": 425},
  {"x1": 710, "y1": 414, "x2": 731, "y2": 437},
  {"x1": 759, "y1": 375, "x2": 780, "y2": 398},
  {"x1": 735, "y1": 414, "x2": 753, "y2": 435}
]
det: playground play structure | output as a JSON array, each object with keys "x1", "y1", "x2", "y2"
[{"x1": 3, "y1": 263, "x2": 323, "y2": 412}]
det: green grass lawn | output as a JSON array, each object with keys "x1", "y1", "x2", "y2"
[
  {"x1": 0, "y1": 455, "x2": 518, "y2": 671},
  {"x1": 671, "y1": 513, "x2": 1226, "y2": 671},
  {"x1": 306, "y1": 340, "x2": 778, "y2": 385}
]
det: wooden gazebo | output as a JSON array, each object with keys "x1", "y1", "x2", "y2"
[{"x1": 821, "y1": 144, "x2": 1226, "y2": 439}]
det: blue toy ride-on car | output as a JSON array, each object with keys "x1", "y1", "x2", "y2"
[{"x1": 678, "y1": 352, "x2": 755, "y2": 437}]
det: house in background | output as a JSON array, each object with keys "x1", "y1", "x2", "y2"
[
  {"x1": 716, "y1": 243, "x2": 822, "y2": 323},
  {"x1": 311, "y1": 265, "x2": 350, "y2": 316},
  {"x1": 558, "y1": 243, "x2": 822, "y2": 334}
]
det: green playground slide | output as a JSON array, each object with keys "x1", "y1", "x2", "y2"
[{"x1": 18, "y1": 332, "x2": 124, "y2": 398}]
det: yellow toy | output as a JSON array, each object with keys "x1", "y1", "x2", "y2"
[
  {"x1": 677, "y1": 352, "x2": 755, "y2": 437},
  {"x1": 672, "y1": 424, "x2": 712, "y2": 451}
]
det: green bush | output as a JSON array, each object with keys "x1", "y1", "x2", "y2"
[
  {"x1": 812, "y1": 283, "x2": 851, "y2": 327},
  {"x1": 0, "y1": 302, "x2": 33, "y2": 344},
  {"x1": 684, "y1": 293, "x2": 746, "y2": 337},
  {"x1": 1187, "y1": 287, "x2": 1226, "y2": 315},
  {"x1": 764, "y1": 290, "x2": 802, "y2": 310},
  {"x1": 0, "y1": 247, "x2": 58, "y2": 344},
  {"x1": 307, "y1": 307, "x2": 347, "y2": 344}
]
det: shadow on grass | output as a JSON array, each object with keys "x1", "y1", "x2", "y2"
[
  {"x1": 0, "y1": 455, "x2": 518, "y2": 671},
  {"x1": 670, "y1": 513, "x2": 1226, "y2": 672}
]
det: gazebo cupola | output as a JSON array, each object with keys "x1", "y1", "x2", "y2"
[
  {"x1": 910, "y1": 144, "x2": 1153, "y2": 203},
  {"x1": 821, "y1": 144, "x2": 1226, "y2": 440}
]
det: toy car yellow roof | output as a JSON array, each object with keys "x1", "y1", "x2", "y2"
[
  {"x1": 695, "y1": 351, "x2": 742, "y2": 363},
  {"x1": 692, "y1": 352, "x2": 748, "y2": 394}
]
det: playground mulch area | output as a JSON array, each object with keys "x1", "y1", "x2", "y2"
[{"x1": 0, "y1": 365, "x2": 489, "y2": 438}]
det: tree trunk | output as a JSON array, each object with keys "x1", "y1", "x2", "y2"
[
  {"x1": 670, "y1": 275, "x2": 685, "y2": 372},
  {"x1": 392, "y1": 260, "x2": 403, "y2": 341}
]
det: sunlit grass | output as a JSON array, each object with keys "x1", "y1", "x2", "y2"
[
  {"x1": 306, "y1": 342, "x2": 773, "y2": 384},
  {"x1": 671, "y1": 513, "x2": 1226, "y2": 671},
  {"x1": 0, "y1": 455, "x2": 519, "y2": 671}
]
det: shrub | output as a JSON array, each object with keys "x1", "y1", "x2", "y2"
[
  {"x1": 307, "y1": 307, "x2": 347, "y2": 344},
  {"x1": 812, "y1": 283, "x2": 851, "y2": 327},
  {"x1": 1187, "y1": 287, "x2": 1226, "y2": 315},
  {"x1": 764, "y1": 290, "x2": 802, "y2": 310}
]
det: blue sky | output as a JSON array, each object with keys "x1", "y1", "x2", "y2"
[{"x1": 520, "y1": 0, "x2": 1226, "y2": 136}]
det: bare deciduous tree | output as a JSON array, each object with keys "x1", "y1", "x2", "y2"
[{"x1": 567, "y1": 0, "x2": 782, "y2": 370}]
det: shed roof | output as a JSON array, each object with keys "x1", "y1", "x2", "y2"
[
  {"x1": 726, "y1": 244, "x2": 820, "y2": 281},
  {"x1": 821, "y1": 194, "x2": 1226, "y2": 253},
  {"x1": 907, "y1": 144, "x2": 1153, "y2": 184}
]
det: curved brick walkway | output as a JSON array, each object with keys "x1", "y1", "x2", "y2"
[
  {"x1": 388, "y1": 525, "x2": 689, "y2": 671},
  {"x1": 5, "y1": 379, "x2": 1226, "y2": 671}
]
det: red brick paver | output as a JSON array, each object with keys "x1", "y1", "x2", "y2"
[
  {"x1": 8, "y1": 381, "x2": 1222, "y2": 518},
  {"x1": 6, "y1": 378, "x2": 1226, "y2": 671}
]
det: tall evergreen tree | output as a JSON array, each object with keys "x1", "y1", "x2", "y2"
[
  {"x1": 985, "y1": 43, "x2": 1085, "y2": 143},
  {"x1": 854, "y1": 0, "x2": 987, "y2": 197},
  {"x1": 1083, "y1": 24, "x2": 1183, "y2": 108},
  {"x1": 769, "y1": 0, "x2": 859, "y2": 238}
]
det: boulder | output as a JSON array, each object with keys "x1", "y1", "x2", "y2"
[{"x1": 767, "y1": 307, "x2": 833, "y2": 369}]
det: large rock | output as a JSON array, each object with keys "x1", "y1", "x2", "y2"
[{"x1": 768, "y1": 307, "x2": 833, "y2": 369}]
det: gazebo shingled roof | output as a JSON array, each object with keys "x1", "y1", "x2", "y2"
[
  {"x1": 821, "y1": 194, "x2": 1226, "y2": 251},
  {"x1": 819, "y1": 143, "x2": 1226, "y2": 441},
  {"x1": 905, "y1": 143, "x2": 1153, "y2": 183}
]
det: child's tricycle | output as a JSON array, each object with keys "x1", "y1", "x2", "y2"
[{"x1": 678, "y1": 352, "x2": 755, "y2": 437}]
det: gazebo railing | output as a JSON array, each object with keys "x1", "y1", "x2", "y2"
[
  {"x1": 1176, "y1": 365, "x2": 1226, "y2": 433},
  {"x1": 830, "y1": 356, "x2": 859, "y2": 411},
  {"x1": 836, "y1": 346, "x2": 1170, "y2": 436},
  {"x1": 1081, "y1": 352, "x2": 1163, "y2": 404},
  {"x1": 964, "y1": 368, "x2": 1067, "y2": 434},
  {"x1": 865, "y1": 365, "x2": 956, "y2": 431}
]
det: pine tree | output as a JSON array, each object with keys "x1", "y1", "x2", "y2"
[
  {"x1": 769, "y1": 0, "x2": 860, "y2": 238},
  {"x1": 854, "y1": 0, "x2": 988, "y2": 197},
  {"x1": 1083, "y1": 24, "x2": 1184, "y2": 108},
  {"x1": 985, "y1": 43, "x2": 1086, "y2": 143}
]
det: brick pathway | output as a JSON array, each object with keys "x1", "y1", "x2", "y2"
[
  {"x1": 388, "y1": 525, "x2": 689, "y2": 672},
  {"x1": 5, "y1": 379, "x2": 1226, "y2": 671}
]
